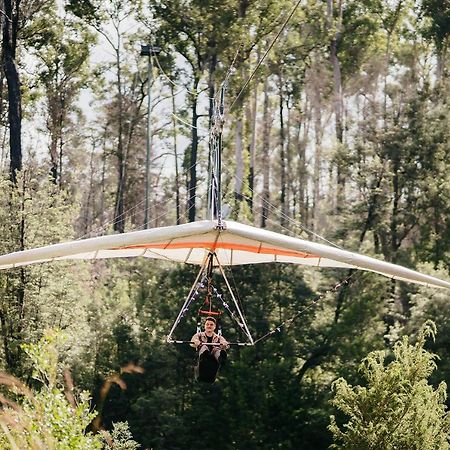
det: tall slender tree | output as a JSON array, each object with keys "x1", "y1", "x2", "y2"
[
  {"x1": 2, "y1": 0, "x2": 22, "y2": 183},
  {"x1": 26, "y1": 5, "x2": 95, "y2": 185}
]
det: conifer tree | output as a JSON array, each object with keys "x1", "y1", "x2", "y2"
[{"x1": 329, "y1": 321, "x2": 450, "y2": 450}]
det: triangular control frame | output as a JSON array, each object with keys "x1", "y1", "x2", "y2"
[{"x1": 166, "y1": 252, "x2": 254, "y2": 346}]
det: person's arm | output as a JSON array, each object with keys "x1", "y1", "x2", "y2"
[
  {"x1": 191, "y1": 333, "x2": 201, "y2": 348},
  {"x1": 219, "y1": 335, "x2": 230, "y2": 350}
]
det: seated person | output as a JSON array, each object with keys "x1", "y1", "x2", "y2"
[{"x1": 191, "y1": 316, "x2": 229, "y2": 364}]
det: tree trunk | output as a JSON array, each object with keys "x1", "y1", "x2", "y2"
[
  {"x1": 234, "y1": 60, "x2": 247, "y2": 208},
  {"x1": 2, "y1": 0, "x2": 22, "y2": 184},
  {"x1": 297, "y1": 98, "x2": 310, "y2": 225},
  {"x1": 285, "y1": 96, "x2": 292, "y2": 221},
  {"x1": 436, "y1": 48, "x2": 446, "y2": 82},
  {"x1": 261, "y1": 76, "x2": 271, "y2": 228},
  {"x1": 247, "y1": 80, "x2": 258, "y2": 218},
  {"x1": 84, "y1": 139, "x2": 96, "y2": 235},
  {"x1": 171, "y1": 85, "x2": 181, "y2": 225},
  {"x1": 390, "y1": 150, "x2": 400, "y2": 264},
  {"x1": 327, "y1": 0, "x2": 345, "y2": 211},
  {"x1": 113, "y1": 44, "x2": 125, "y2": 233},
  {"x1": 234, "y1": 112, "x2": 244, "y2": 202},
  {"x1": 382, "y1": 2, "x2": 403, "y2": 126},
  {"x1": 58, "y1": 120, "x2": 64, "y2": 189},
  {"x1": 100, "y1": 144, "x2": 106, "y2": 229},
  {"x1": 383, "y1": 35, "x2": 391, "y2": 126},
  {"x1": 187, "y1": 77, "x2": 200, "y2": 223},
  {"x1": 49, "y1": 134, "x2": 59, "y2": 183},
  {"x1": 312, "y1": 80, "x2": 323, "y2": 234},
  {"x1": 278, "y1": 71, "x2": 287, "y2": 226},
  {"x1": 207, "y1": 50, "x2": 217, "y2": 129},
  {"x1": 48, "y1": 99, "x2": 65, "y2": 185}
]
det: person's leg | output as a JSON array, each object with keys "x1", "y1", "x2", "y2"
[
  {"x1": 199, "y1": 345, "x2": 210, "y2": 359},
  {"x1": 211, "y1": 347, "x2": 221, "y2": 362}
]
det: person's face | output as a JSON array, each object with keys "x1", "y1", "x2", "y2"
[{"x1": 204, "y1": 319, "x2": 216, "y2": 333}]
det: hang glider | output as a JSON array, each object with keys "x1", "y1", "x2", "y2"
[{"x1": 0, "y1": 219, "x2": 448, "y2": 289}]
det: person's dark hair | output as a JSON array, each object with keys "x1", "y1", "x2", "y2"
[{"x1": 205, "y1": 316, "x2": 216, "y2": 324}]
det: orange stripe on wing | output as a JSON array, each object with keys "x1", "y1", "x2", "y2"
[{"x1": 111, "y1": 241, "x2": 318, "y2": 259}]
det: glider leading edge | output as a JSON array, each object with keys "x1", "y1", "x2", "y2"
[{"x1": 0, "y1": 219, "x2": 448, "y2": 290}]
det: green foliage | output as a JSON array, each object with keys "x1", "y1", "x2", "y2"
[
  {"x1": 3, "y1": 1, "x2": 450, "y2": 449},
  {"x1": 329, "y1": 321, "x2": 450, "y2": 450},
  {"x1": 338, "y1": 0, "x2": 384, "y2": 79},
  {"x1": 66, "y1": 0, "x2": 101, "y2": 24},
  {"x1": 0, "y1": 331, "x2": 102, "y2": 450},
  {"x1": 99, "y1": 263, "x2": 351, "y2": 449},
  {"x1": 0, "y1": 173, "x2": 98, "y2": 376},
  {"x1": 421, "y1": 0, "x2": 450, "y2": 52},
  {"x1": 407, "y1": 266, "x2": 450, "y2": 385},
  {"x1": 0, "y1": 173, "x2": 89, "y2": 373},
  {"x1": 0, "y1": 331, "x2": 141, "y2": 449},
  {"x1": 100, "y1": 422, "x2": 140, "y2": 450}
]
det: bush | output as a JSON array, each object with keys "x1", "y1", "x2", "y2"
[{"x1": 329, "y1": 321, "x2": 450, "y2": 450}]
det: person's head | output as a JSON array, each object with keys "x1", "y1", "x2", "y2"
[{"x1": 204, "y1": 316, "x2": 216, "y2": 333}]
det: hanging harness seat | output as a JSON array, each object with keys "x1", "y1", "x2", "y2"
[
  {"x1": 196, "y1": 350, "x2": 220, "y2": 383},
  {"x1": 192, "y1": 327, "x2": 229, "y2": 383}
]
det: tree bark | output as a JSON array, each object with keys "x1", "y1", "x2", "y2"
[
  {"x1": 113, "y1": 42, "x2": 125, "y2": 233},
  {"x1": 234, "y1": 111, "x2": 244, "y2": 202},
  {"x1": 247, "y1": 79, "x2": 257, "y2": 218},
  {"x1": 84, "y1": 138, "x2": 96, "y2": 235},
  {"x1": 286, "y1": 96, "x2": 292, "y2": 221},
  {"x1": 297, "y1": 97, "x2": 310, "y2": 226},
  {"x1": 187, "y1": 77, "x2": 200, "y2": 223},
  {"x1": 312, "y1": 79, "x2": 323, "y2": 234},
  {"x1": 278, "y1": 71, "x2": 287, "y2": 225},
  {"x1": 48, "y1": 91, "x2": 65, "y2": 185},
  {"x1": 100, "y1": 142, "x2": 106, "y2": 229},
  {"x1": 260, "y1": 75, "x2": 271, "y2": 228},
  {"x1": 171, "y1": 85, "x2": 181, "y2": 225},
  {"x1": 2, "y1": 0, "x2": 22, "y2": 184},
  {"x1": 327, "y1": 0, "x2": 345, "y2": 211}
]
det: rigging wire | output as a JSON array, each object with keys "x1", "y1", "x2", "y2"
[
  {"x1": 172, "y1": 113, "x2": 210, "y2": 134},
  {"x1": 213, "y1": 1, "x2": 343, "y2": 249},
  {"x1": 252, "y1": 271, "x2": 357, "y2": 345},
  {"x1": 153, "y1": 53, "x2": 214, "y2": 100},
  {"x1": 225, "y1": 43, "x2": 243, "y2": 86},
  {"x1": 221, "y1": 162, "x2": 345, "y2": 250},
  {"x1": 211, "y1": 237, "x2": 250, "y2": 339},
  {"x1": 265, "y1": 215, "x2": 344, "y2": 251},
  {"x1": 229, "y1": 0, "x2": 303, "y2": 112},
  {"x1": 210, "y1": 42, "x2": 243, "y2": 109},
  {"x1": 78, "y1": 46, "x2": 244, "y2": 240},
  {"x1": 85, "y1": 1, "x2": 303, "y2": 240},
  {"x1": 77, "y1": 160, "x2": 208, "y2": 240},
  {"x1": 166, "y1": 252, "x2": 254, "y2": 345},
  {"x1": 168, "y1": 268, "x2": 363, "y2": 346}
]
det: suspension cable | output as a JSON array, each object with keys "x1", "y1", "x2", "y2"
[
  {"x1": 252, "y1": 272, "x2": 357, "y2": 345},
  {"x1": 166, "y1": 252, "x2": 254, "y2": 345},
  {"x1": 221, "y1": 162, "x2": 344, "y2": 249},
  {"x1": 166, "y1": 262, "x2": 208, "y2": 342},
  {"x1": 229, "y1": 0, "x2": 303, "y2": 111}
]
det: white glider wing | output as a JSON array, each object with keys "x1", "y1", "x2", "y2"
[{"x1": 0, "y1": 220, "x2": 448, "y2": 289}]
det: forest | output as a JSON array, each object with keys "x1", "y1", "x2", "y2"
[{"x1": 0, "y1": 0, "x2": 449, "y2": 449}]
